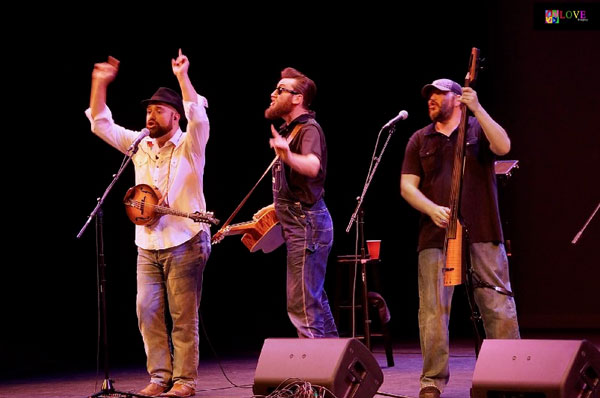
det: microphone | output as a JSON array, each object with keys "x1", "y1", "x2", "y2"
[
  {"x1": 383, "y1": 110, "x2": 409, "y2": 129},
  {"x1": 127, "y1": 128, "x2": 150, "y2": 155}
]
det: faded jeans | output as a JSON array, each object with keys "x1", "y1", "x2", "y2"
[
  {"x1": 275, "y1": 198, "x2": 338, "y2": 338},
  {"x1": 418, "y1": 242, "x2": 520, "y2": 392},
  {"x1": 136, "y1": 231, "x2": 211, "y2": 389}
]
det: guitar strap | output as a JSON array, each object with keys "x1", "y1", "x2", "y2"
[
  {"x1": 158, "y1": 145, "x2": 176, "y2": 206},
  {"x1": 285, "y1": 122, "x2": 304, "y2": 143},
  {"x1": 213, "y1": 123, "x2": 304, "y2": 237},
  {"x1": 141, "y1": 145, "x2": 175, "y2": 207}
]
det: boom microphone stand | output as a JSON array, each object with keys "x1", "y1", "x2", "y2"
[
  {"x1": 571, "y1": 201, "x2": 599, "y2": 244},
  {"x1": 345, "y1": 111, "x2": 408, "y2": 341},
  {"x1": 345, "y1": 111, "x2": 408, "y2": 236},
  {"x1": 77, "y1": 142, "x2": 145, "y2": 398}
]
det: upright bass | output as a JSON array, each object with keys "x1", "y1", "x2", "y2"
[{"x1": 443, "y1": 47, "x2": 480, "y2": 286}]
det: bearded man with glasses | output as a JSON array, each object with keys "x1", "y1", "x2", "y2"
[{"x1": 263, "y1": 67, "x2": 338, "y2": 339}]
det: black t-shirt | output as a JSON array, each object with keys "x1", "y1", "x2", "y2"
[
  {"x1": 401, "y1": 116, "x2": 504, "y2": 251},
  {"x1": 274, "y1": 113, "x2": 327, "y2": 206}
]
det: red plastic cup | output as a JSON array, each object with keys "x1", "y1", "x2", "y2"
[{"x1": 366, "y1": 240, "x2": 381, "y2": 260}]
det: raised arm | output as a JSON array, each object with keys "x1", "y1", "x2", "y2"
[
  {"x1": 459, "y1": 87, "x2": 511, "y2": 156},
  {"x1": 90, "y1": 56, "x2": 120, "y2": 119},
  {"x1": 172, "y1": 48, "x2": 198, "y2": 104},
  {"x1": 171, "y1": 49, "x2": 209, "y2": 153}
]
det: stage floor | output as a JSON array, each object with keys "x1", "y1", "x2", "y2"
[{"x1": 2, "y1": 333, "x2": 599, "y2": 398}]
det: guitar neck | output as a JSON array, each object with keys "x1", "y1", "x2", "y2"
[
  {"x1": 154, "y1": 204, "x2": 187, "y2": 218},
  {"x1": 153, "y1": 204, "x2": 216, "y2": 224},
  {"x1": 224, "y1": 220, "x2": 256, "y2": 235}
]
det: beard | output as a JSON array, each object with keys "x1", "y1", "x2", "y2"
[
  {"x1": 148, "y1": 119, "x2": 174, "y2": 139},
  {"x1": 265, "y1": 98, "x2": 294, "y2": 120},
  {"x1": 429, "y1": 95, "x2": 455, "y2": 123}
]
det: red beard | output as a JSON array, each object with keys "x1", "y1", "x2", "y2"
[{"x1": 265, "y1": 98, "x2": 294, "y2": 120}]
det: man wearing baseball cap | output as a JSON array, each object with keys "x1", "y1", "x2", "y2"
[
  {"x1": 401, "y1": 78, "x2": 520, "y2": 398},
  {"x1": 86, "y1": 49, "x2": 211, "y2": 397}
]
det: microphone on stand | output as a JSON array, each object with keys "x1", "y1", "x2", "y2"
[
  {"x1": 127, "y1": 128, "x2": 150, "y2": 155},
  {"x1": 383, "y1": 110, "x2": 409, "y2": 129}
]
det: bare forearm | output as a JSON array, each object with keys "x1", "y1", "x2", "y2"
[
  {"x1": 401, "y1": 181, "x2": 437, "y2": 216},
  {"x1": 460, "y1": 87, "x2": 510, "y2": 155},
  {"x1": 171, "y1": 50, "x2": 197, "y2": 104},
  {"x1": 401, "y1": 179, "x2": 450, "y2": 228},
  {"x1": 282, "y1": 152, "x2": 320, "y2": 178},
  {"x1": 176, "y1": 73, "x2": 198, "y2": 104},
  {"x1": 473, "y1": 106, "x2": 511, "y2": 156}
]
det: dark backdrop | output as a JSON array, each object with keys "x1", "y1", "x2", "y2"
[{"x1": 4, "y1": 2, "x2": 598, "y2": 379}]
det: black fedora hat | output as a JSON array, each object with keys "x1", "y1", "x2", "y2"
[{"x1": 141, "y1": 87, "x2": 185, "y2": 118}]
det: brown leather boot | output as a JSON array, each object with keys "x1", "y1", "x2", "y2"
[
  {"x1": 138, "y1": 382, "x2": 169, "y2": 397},
  {"x1": 419, "y1": 386, "x2": 441, "y2": 398},
  {"x1": 161, "y1": 383, "x2": 195, "y2": 397}
]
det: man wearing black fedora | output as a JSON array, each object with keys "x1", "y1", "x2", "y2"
[{"x1": 86, "y1": 49, "x2": 211, "y2": 397}]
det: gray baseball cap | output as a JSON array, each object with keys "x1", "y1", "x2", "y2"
[{"x1": 421, "y1": 78, "x2": 462, "y2": 98}]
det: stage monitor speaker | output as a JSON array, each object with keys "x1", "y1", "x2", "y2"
[
  {"x1": 472, "y1": 339, "x2": 600, "y2": 398},
  {"x1": 253, "y1": 338, "x2": 383, "y2": 398}
]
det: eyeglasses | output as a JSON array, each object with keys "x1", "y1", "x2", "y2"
[{"x1": 275, "y1": 86, "x2": 300, "y2": 95}]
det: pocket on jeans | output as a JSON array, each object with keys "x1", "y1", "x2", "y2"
[
  {"x1": 306, "y1": 210, "x2": 333, "y2": 252},
  {"x1": 287, "y1": 203, "x2": 306, "y2": 221},
  {"x1": 194, "y1": 233, "x2": 211, "y2": 266}
]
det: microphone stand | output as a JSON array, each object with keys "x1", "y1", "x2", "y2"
[
  {"x1": 345, "y1": 123, "x2": 397, "y2": 344},
  {"x1": 77, "y1": 147, "x2": 144, "y2": 398},
  {"x1": 346, "y1": 124, "x2": 397, "y2": 234},
  {"x1": 571, "y1": 201, "x2": 599, "y2": 244}
]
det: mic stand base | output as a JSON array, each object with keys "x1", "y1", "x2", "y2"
[{"x1": 88, "y1": 379, "x2": 147, "y2": 398}]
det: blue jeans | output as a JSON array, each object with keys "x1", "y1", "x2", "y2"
[
  {"x1": 275, "y1": 198, "x2": 338, "y2": 338},
  {"x1": 418, "y1": 242, "x2": 520, "y2": 392},
  {"x1": 136, "y1": 231, "x2": 211, "y2": 389}
]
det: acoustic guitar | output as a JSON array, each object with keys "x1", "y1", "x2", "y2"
[
  {"x1": 443, "y1": 47, "x2": 480, "y2": 286},
  {"x1": 211, "y1": 204, "x2": 284, "y2": 253},
  {"x1": 123, "y1": 184, "x2": 219, "y2": 226}
]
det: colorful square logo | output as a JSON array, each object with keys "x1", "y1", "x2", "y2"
[{"x1": 545, "y1": 9, "x2": 560, "y2": 24}]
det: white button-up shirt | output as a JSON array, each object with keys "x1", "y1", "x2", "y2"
[{"x1": 86, "y1": 96, "x2": 210, "y2": 250}]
